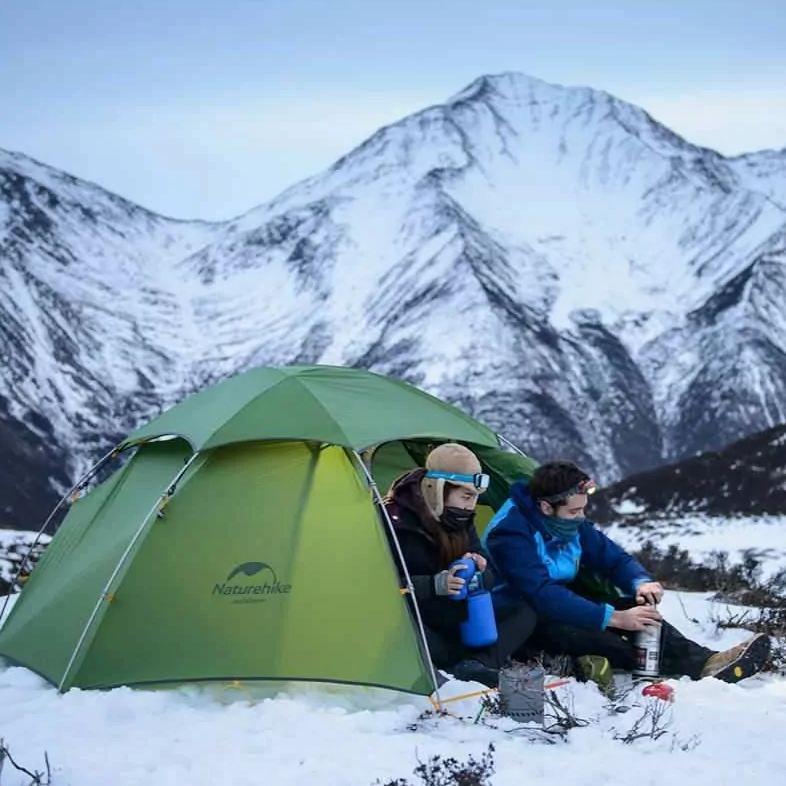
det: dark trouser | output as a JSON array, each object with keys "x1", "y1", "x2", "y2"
[
  {"x1": 525, "y1": 597, "x2": 715, "y2": 680},
  {"x1": 424, "y1": 600, "x2": 537, "y2": 671}
]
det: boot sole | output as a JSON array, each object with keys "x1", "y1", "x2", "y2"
[{"x1": 710, "y1": 634, "x2": 771, "y2": 683}]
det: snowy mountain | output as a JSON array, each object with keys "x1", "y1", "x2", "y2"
[
  {"x1": 0, "y1": 149, "x2": 221, "y2": 527},
  {"x1": 2, "y1": 73, "x2": 786, "y2": 529}
]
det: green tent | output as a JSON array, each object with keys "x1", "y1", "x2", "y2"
[{"x1": 0, "y1": 365, "x2": 536, "y2": 698}]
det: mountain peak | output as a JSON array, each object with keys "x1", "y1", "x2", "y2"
[{"x1": 447, "y1": 71, "x2": 567, "y2": 102}]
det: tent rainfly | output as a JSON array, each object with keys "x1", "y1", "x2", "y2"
[{"x1": 0, "y1": 365, "x2": 536, "y2": 701}]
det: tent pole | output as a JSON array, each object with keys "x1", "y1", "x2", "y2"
[
  {"x1": 57, "y1": 451, "x2": 201, "y2": 692},
  {"x1": 0, "y1": 444, "x2": 123, "y2": 625},
  {"x1": 349, "y1": 450, "x2": 443, "y2": 710},
  {"x1": 497, "y1": 433, "x2": 528, "y2": 457}
]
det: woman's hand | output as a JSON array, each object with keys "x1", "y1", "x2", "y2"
[
  {"x1": 609, "y1": 605, "x2": 662, "y2": 631},
  {"x1": 464, "y1": 552, "x2": 487, "y2": 572},
  {"x1": 434, "y1": 564, "x2": 467, "y2": 596},
  {"x1": 636, "y1": 581, "x2": 664, "y2": 606}
]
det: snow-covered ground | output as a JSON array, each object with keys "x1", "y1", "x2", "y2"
[
  {"x1": 605, "y1": 514, "x2": 786, "y2": 580},
  {"x1": 1, "y1": 590, "x2": 784, "y2": 786}
]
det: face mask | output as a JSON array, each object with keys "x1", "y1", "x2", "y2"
[
  {"x1": 543, "y1": 514, "x2": 585, "y2": 540},
  {"x1": 440, "y1": 506, "x2": 475, "y2": 532}
]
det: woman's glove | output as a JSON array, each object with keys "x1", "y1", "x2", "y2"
[{"x1": 433, "y1": 564, "x2": 466, "y2": 596}]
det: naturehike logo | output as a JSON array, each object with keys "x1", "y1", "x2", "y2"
[
  {"x1": 227, "y1": 561, "x2": 275, "y2": 582},
  {"x1": 213, "y1": 561, "x2": 292, "y2": 603}
]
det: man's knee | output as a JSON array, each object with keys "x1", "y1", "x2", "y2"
[
  {"x1": 511, "y1": 601, "x2": 538, "y2": 638},
  {"x1": 495, "y1": 599, "x2": 538, "y2": 636}
]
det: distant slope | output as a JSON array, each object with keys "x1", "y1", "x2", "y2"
[{"x1": 593, "y1": 423, "x2": 786, "y2": 522}]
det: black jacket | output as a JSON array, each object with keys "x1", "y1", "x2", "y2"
[{"x1": 384, "y1": 469, "x2": 494, "y2": 630}]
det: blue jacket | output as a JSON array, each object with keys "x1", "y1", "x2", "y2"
[{"x1": 483, "y1": 480, "x2": 651, "y2": 630}]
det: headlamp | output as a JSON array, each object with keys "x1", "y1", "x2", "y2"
[
  {"x1": 424, "y1": 470, "x2": 490, "y2": 491},
  {"x1": 539, "y1": 478, "x2": 597, "y2": 504}
]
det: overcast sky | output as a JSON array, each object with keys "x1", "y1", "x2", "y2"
[{"x1": 2, "y1": 0, "x2": 784, "y2": 220}]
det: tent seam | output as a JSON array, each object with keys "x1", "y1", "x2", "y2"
[{"x1": 57, "y1": 452, "x2": 203, "y2": 691}]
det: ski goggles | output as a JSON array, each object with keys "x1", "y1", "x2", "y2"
[
  {"x1": 424, "y1": 470, "x2": 490, "y2": 491},
  {"x1": 539, "y1": 478, "x2": 597, "y2": 504}
]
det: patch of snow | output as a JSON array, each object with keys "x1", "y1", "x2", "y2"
[
  {"x1": 614, "y1": 499, "x2": 647, "y2": 515},
  {"x1": 605, "y1": 514, "x2": 786, "y2": 579}
]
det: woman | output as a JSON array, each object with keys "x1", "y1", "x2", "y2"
[{"x1": 384, "y1": 443, "x2": 537, "y2": 687}]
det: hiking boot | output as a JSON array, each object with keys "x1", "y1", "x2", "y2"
[
  {"x1": 452, "y1": 659, "x2": 499, "y2": 688},
  {"x1": 575, "y1": 655, "x2": 614, "y2": 695},
  {"x1": 700, "y1": 633, "x2": 771, "y2": 683}
]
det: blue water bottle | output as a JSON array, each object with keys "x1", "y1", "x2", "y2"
[
  {"x1": 460, "y1": 586, "x2": 498, "y2": 648},
  {"x1": 447, "y1": 558, "x2": 476, "y2": 601}
]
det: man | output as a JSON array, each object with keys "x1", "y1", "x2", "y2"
[{"x1": 484, "y1": 460, "x2": 770, "y2": 683}]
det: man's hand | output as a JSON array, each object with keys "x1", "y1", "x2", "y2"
[
  {"x1": 434, "y1": 564, "x2": 467, "y2": 596},
  {"x1": 464, "y1": 552, "x2": 487, "y2": 572},
  {"x1": 636, "y1": 581, "x2": 664, "y2": 606},
  {"x1": 609, "y1": 605, "x2": 662, "y2": 631}
]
